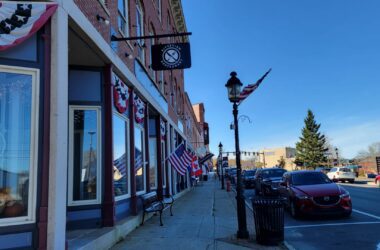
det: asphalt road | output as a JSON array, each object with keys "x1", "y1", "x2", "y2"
[{"x1": 243, "y1": 182, "x2": 380, "y2": 250}]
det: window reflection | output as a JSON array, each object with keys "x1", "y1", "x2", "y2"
[
  {"x1": 113, "y1": 114, "x2": 129, "y2": 197},
  {"x1": 0, "y1": 72, "x2": 32, "y2": 219},
  {"x1": 149, "y1": 138, "x2": 157, "y2": 189},
  {"x1": 135, "y1": 126, "x2": 145, "y2": 193},
  {"x1": 72, "y1": 110, "x2": 99, "y2": 201}
]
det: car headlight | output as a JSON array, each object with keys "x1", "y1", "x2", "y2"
[{"x1": 340, "y1": 193, "x2": 350, "y2": 198}]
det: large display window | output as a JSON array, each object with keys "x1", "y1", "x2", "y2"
[
  {"x1": 113, "y1": 113, "x2": 130, "y2": 200},
  {"x1": 135, "y1": 124, "x2": 146, "y2": 195},
  {"x1": 149, "y1": 138, "x2": 157, "y2": 189},
  {"x1": 0, "y1": 66, "x2": 39, "y2": 225},
  {"x1": 68, "y1": 106, "x2": 102, "y2": 206}
]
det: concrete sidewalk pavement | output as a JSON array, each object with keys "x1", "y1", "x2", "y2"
[{"x1": 111, "y1": 174, "x2": 286, "y2": 250}]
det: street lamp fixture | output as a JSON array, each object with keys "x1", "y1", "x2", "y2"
[
  {"x1": 225, "y1": 72, "x2": 243, "y2": 103},
  {"x1": 225, "y1": 72, "x2": 249, "y2": 239},
  {"x1": 218, "y1": 142, "x2": 224, "y2": 190}
]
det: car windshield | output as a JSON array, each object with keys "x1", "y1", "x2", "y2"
[
  {"x1": 339, "y1": 168, "x2": 350, "y2": 172},
  {"x1": 262, "y1": 169, "x2": 286, "y2": 178},
  {"x1": 292, "y1": 172, "x2": 332, "y2": 186}
]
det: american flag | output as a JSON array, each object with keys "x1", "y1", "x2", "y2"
[
  {"x1": 238, "y1": 69, "x2": 271, "y2": 103},
  {"x1": 114, "y1": 153, "x2": 128, "y2": 177},
  {"x1": 168, "y1": 143, "x2": 192, "y2": 176},
  {"x1": 135, "y1": 148, "x2": 143, "y2": 171},
  {"x1": 0, "y1": 3, "x2": 58, "y2": 51},
  {"x1": 113, "y1": 148, "x2": 144, "y2": 178}
]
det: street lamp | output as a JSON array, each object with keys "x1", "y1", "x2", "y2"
[
  {"x1": 335, "y1": 147, "x2": 339, "y2": 166},
  {"x1": 225, "y1": 72, "x2": 249, "y2": 239},
  {"x1": 219, "y1": 142, "x2": 224, "y2": 189}
]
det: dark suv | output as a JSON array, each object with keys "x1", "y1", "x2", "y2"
[
  {"x1": 254, "y1": 168, "x2": 287, "y2": 196},
  {"x1": 242, "y1": 169, "x2": 257, "y2": 189}
]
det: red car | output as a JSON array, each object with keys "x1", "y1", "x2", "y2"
[
  {"x1": 375, "y1": 175, "x2": 380, "y2": 187},
  {"x1": 278, "y1": 171, "x2": 352, "y2": 218}
]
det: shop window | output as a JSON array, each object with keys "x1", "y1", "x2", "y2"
[
  {"x1": 161, "y1": 140, "x2": 166, "y2": 187},
  {"x1": 134, "y1": 124, "x2": 146, "y2": 194},
  {"x1": 118, "y1": 0, "x2": 129, "y2": 37},
  {"x1": 68, "y1": 106, "x2": 101, "y2": 206},
  {"x1": 113, "y1": 113, "x2": 130, "y2": 200},
  {"x1": 0, "y1": 66, "x2": 39, "y2": 225},
  {"x1": 149, "y1": 138, "x2": 157, "y2": 189}
]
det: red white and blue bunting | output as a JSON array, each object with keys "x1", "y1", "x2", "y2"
[
  {"x1": 0, "y1": 2, "x2": 58, "y2": 51},
  {"x1": 133, "y1": 93, "x2": 145, "y2": 125},
  {"x1": 112, "y1": 73, "x2": 130, "y2": 114}
]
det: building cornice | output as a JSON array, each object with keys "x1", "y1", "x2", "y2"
[{"x1": 169, "y1": 0, "x2": 188, "y2": 42}]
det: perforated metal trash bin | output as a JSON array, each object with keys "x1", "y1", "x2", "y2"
[{"x1": 251, "y1": 197, "x2": 285, "y2": 245}]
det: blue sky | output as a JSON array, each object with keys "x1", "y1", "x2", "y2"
[{"x1": 182, "y1": 0, "x2": 380, "y2": 159}]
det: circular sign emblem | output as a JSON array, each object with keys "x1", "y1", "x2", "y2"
[{"x1": 161, "y1": 44, "x2": 182, "y2": 68}]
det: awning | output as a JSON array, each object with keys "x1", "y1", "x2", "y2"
[
  {"x1": 0, "y1": 2, "x2": 58, "y2": 51},
  {"x1": 199, "y1": 153, "x2": 214, "y2": 164}
]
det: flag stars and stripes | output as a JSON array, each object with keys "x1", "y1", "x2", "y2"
[
  {"x1": 168, "y1": 143, "x2": 192, "y2": 176},
  {"x1": 238, "y1": 68, "x2": 271, "y2": 103}
]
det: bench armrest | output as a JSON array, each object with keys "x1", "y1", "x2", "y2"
[{"x1": 163, "y1": 194, "x2": 174, "y2": 204}]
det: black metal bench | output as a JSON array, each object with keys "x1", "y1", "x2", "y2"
[{"x1": 140, "y1": 191, "x2": 174, "y2": 226}]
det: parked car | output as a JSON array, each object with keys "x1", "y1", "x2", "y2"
[
  {"x1": 223, "y1": 167, "x2": 236, "y2": 178},
  {"x1": 278, "y1": 171, "x2": 352, "y2": 218},
  {"x1": 242, "y1": 169, "x2": 257, "y2": 189},
  {"x1": 229, "y1": 169, "x2": 237, "y2": 184},
  {"x1": 327, "y1": 167, "x2": 355, "y2": 183},
  {"x1": 315, "y1": 167, "x2": 332, "y2": 175},
  {"x1": 375, "y1": 175, "x2": 380, "y2": 187},
  {"x1": 254, "y1": 168, "x2": 287, "y2": 196}
]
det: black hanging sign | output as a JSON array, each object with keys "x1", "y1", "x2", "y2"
[{"x1": 151, "y1": 43, "x2": 191, "y2": 70}]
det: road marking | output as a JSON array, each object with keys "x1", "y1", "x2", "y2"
[
  {"x1": 353, "y1": 209, "x2": 380, "y2": 220},
  {"x1": 285, "y1": 221, "x2": 380, "y2": 229}
]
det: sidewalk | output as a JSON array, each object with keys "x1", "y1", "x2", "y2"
[{"x1": 111, "y1": 174, "x2": 286, "y2": 250}]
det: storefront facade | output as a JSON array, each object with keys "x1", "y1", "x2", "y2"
[{"x1": 0, "y1": 1, "x2": 206, "y2": 249}]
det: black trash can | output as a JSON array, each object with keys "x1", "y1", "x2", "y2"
[{"x1": 251, "y1": 197, "x2": 285, "y2": 245}]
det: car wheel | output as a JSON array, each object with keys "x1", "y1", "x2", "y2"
[{"x1": 290, "y1": 201, "x2": 299, "y2": 218}]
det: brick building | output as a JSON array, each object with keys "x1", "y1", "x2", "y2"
[
  {"x1": 260, "y1": 147, "x2": 297, "y2": 171},
  {"x1": 0, "y1": 0, "x2": 206, "y2": 249}
]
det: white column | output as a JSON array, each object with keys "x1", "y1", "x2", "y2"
[{"x1": 47, "y1": 5, "x2": 68, "y2": 250}]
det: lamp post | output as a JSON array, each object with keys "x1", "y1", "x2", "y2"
[
  {"x1": 335, "y1": 147, "x2": 339, "y2": 166},
  {"x1": 219, "y1": 142, "x2": 225, "y2": 189},
  {"x1": 225, "y1": 72, "x2": 249, "y2": 239}
]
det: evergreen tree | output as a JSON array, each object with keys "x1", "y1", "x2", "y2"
[{"x1": 295, "y1": 110, "x2": 328, "y2": 169}]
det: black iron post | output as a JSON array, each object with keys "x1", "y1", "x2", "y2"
[
  {"x1": 233, "y1": 102, "x2": 249, "y2": 239},
  {"x1": 335, "y1": 147, "x2": 339, "y2": 166},
  {"x1": 219, "y1": 142, "x2": 225, "y2": 190}
]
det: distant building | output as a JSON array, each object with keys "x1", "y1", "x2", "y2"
[{"x1": 260, "y1": 147, "x2": 296, "y2": 171}]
